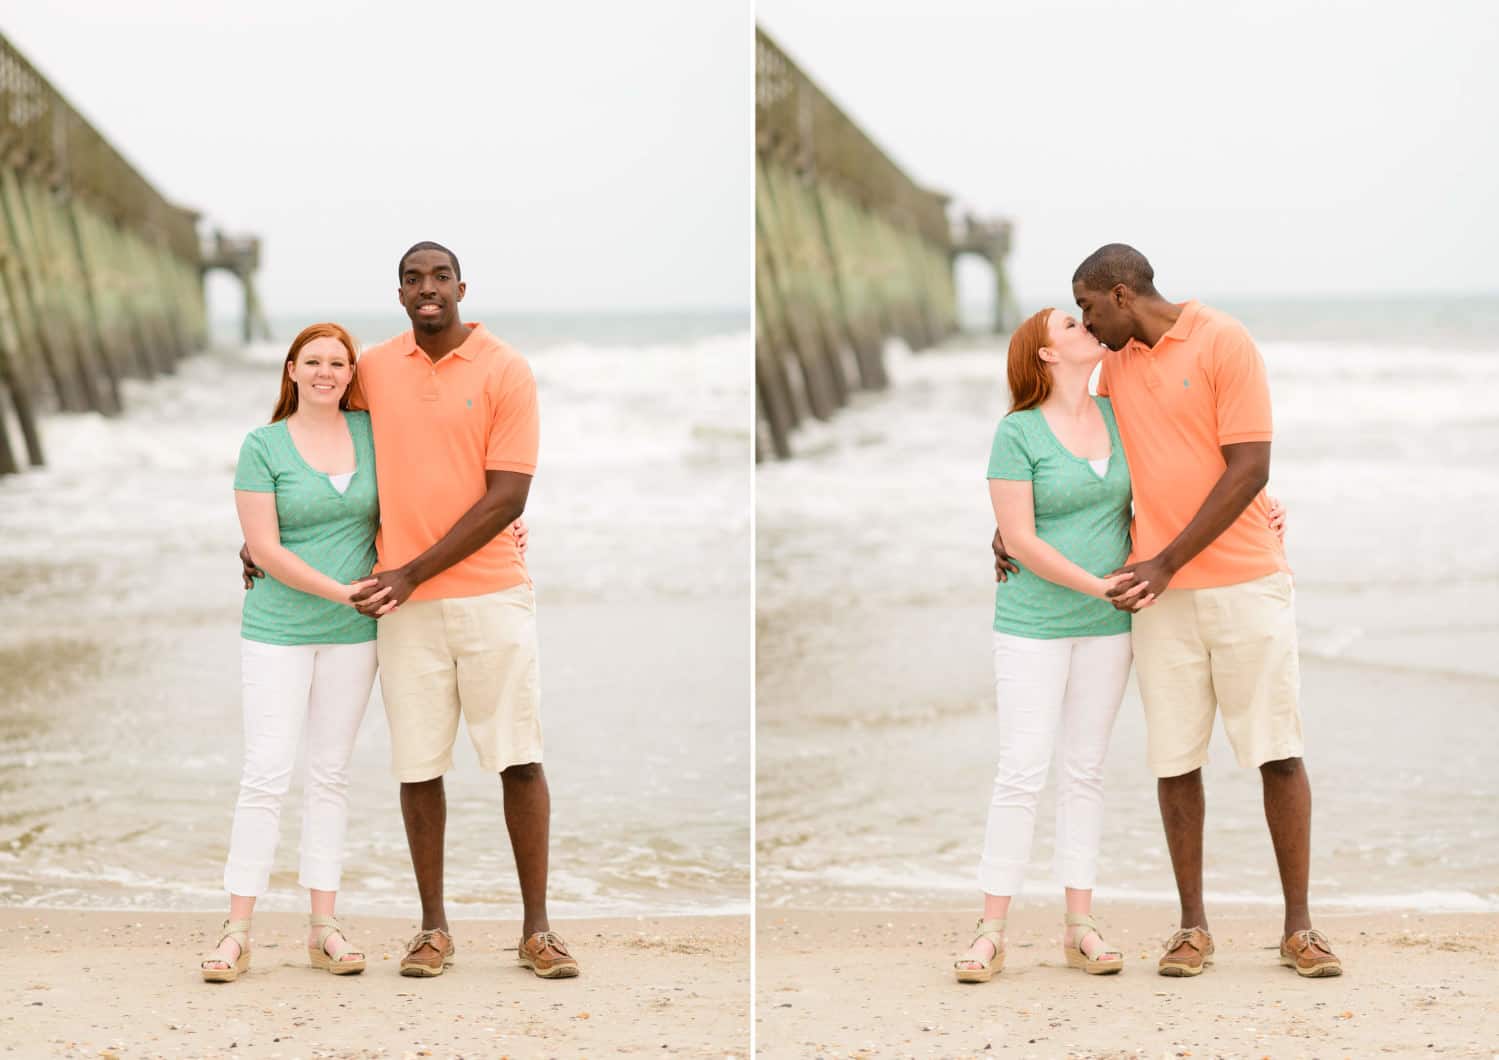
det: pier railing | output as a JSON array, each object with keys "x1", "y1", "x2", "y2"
[
  {"x1": 755, "y1": 26, "x2": 1014, "y2": 460},
  {"x1": 0, "y1": 30, "x2": 261, "y2": 475}
]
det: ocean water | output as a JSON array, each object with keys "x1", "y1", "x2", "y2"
[
  {"x1": 756, "y1": 294, "x2": 1499, "y2": 913},
  {"x1": 0, "y1": 311, "x2": 752, "y2": 918}
]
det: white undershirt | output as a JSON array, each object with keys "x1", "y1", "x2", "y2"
[
  {"x1": 328, "y1": 471, "x2": 355, "y2": 495},
  {"x1": 1088, "y1": 457, "x2": 1109, "y2": 477}
]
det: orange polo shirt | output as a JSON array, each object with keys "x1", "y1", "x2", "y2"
[
  {"x1": 356, "y1": 322, "x2": 538, "y2": 602},
  {"x1": 1097, "y1": 301, "x2": 1288, "y2": 589}
]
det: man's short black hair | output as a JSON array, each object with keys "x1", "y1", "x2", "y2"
[
  {"x1": 398, "y1": 241, "x2": 461, "y2": 282},
  {"x1": 1072, "y1": 243, "x2": 1156, "y2": 295}
]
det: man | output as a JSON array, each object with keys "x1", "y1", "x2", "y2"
[
  {"x1": 992, "y1": 244, "x2": 1340, "y2": 978},
  {"x1": 244, "y1": 241, "x2": 578, "y2": 979}
]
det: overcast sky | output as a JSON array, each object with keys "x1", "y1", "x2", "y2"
[
  {"x1": 757, "y1": 0, "x2": 1499, "y2": 306},
  {"x1": 4, "y1": 1, "x2": 749, "y2": 318}
]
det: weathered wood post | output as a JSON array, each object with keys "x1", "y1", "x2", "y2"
[
  {"x1": 0, "y1": 31, "x2": 266, "y2": 476},
  {"x1": 755, "y1": 27, "x2": 1012, "y2": 459}
]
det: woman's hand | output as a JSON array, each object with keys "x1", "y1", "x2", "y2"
[
  {"x1": 1098, "y1": 571, "x2": 1158, "y2": 611},
  {"x1": 1096, "y1": 572, "x2": 1136, "y2": 601},
  {"x1": 1268, "y1": 494, "x2": 1287, "y2": 541},
  {"x1": 513, "y1": 517, "x2": 529, "y2": 556},
  {"x1": 344, "y1": 579, "x2": 397, "y2": 615}
]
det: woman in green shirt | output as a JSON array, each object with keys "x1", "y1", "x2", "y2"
[
  {"x1": 201, "y1": 322, "x2": 390, "y2": 981},
  {"x1": 953, "y1": 307, "x2": 1142, "y2": 983}
]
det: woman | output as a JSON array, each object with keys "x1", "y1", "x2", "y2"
[
  {"x1": 953, "y1": 308, "x2": 1282, "y2": 983},
  {"x1": 201, "y1": 322, "x2": 391, "y2": 981}
]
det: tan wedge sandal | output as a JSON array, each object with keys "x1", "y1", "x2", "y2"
[
  {"x1": 200, "y1": 918, "x2": 251, "y2": 983},
  {"x1": 1063, "y1": 912, "x2": 1124, "y2": 975},
  {"x1": 953, "y1": 917, "x2": 1006, "y2": 983},
  {"x1": 308, "y1": 914, "x2": 366, "y2": 975}
]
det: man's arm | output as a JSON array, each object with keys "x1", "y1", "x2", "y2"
[
  {"x1": 349, "y1": 470, "x2": 531, "y2": 615},
  {"x1": 1106, "y1": 441, "x2": 1270, "y2": 607}
]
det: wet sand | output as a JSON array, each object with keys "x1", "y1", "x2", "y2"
[
  {"x1": 0, "y1": 908, "x2": 748, "y2": 1058},
  {"x1": 756, "y1": 907, "x2": 1499, "y2": 1058}
]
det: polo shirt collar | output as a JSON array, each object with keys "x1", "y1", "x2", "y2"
[
  {"x1": 1159, "y1": 300, "x2": 1202, "y2": 346},
  {"x1": 1128, "y1": 300, "x2": 1202, "y2": 356},
  {"x1": 402, "y1": 322, "x2": 489, "y2": 361}
]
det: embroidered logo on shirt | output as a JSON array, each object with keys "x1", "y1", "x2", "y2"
[
  {"x1": 466, "y1": 398, "x2": 473, "y2": 408},
  {"x1": 1182, "y1": 379, "x2": 1190, "y2": 388}
]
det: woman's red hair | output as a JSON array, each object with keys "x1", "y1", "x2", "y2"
[
  {"x1": 1006, "y1": 307, "x2": 1055, "y2": 413},
  {"x1": 270, "y1": 323, "x2": 362, "y2": 423}
]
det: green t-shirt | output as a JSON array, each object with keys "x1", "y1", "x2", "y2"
[
  {"x1": 986, "y1": 397, "x2": 1132, "y2": 639},
  {"x1": 234, "y1": 410, "x2": 379, "y2": 645}
]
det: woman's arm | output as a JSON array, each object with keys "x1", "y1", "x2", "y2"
[
  {"x1": 989, "y1": 479, "x2": 1139, "y2": 601},
  {"x1": 235, "y1": 491, "x2": 363, "y2": 605}
]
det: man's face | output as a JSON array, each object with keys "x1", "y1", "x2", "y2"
[
  {"x1": 1073, "y1": 281, "x2": 1133, "y2": 351},
  {"x1": 399, "y1": 249, "x2": 465, "y2": 333}
]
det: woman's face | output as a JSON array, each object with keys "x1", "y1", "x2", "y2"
[
  {"x1": 1041, "y1": 310, "x2": 1109, "y2": 369},
  {"x1": 287, "y1": 336, "x2": 353, "y2": 408}
]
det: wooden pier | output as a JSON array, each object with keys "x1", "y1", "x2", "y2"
[
  {"x1": 0, "y1": 31, "x2": 262, "y2": 476},
  {"x1": 755, "y1": 27, "x2": 1015, "y2": 460}
]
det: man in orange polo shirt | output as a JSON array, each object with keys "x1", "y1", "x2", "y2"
[
  {"x1": 995, "y1": 244, "x2": 1340, "y2": 979},
  {"x1": 346, "y1": 242, "x2": 575, "y2": 980}
]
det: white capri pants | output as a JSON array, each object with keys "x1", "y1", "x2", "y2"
[
  {"x1": 978, "y1": 631, "x2": 1132, "y2": 896},
  {"x1": 224, "y1": 639, "x2": 378, "y2": 896}
]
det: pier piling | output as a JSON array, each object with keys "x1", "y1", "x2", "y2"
[
  {"x1": 0, "y1": 31, "x2": 262, "y2": 475},
  {"x1": 755, "y1": 27, "x2": 1016, "y2": 459}
]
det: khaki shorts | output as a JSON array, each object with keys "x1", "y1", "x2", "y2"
[
  {"x1": 1132, "y1": 571, "x2": 1303, "y2": 777},
  {"x1": 376, "y1": 583, "x2": 543, "y2": 782}
]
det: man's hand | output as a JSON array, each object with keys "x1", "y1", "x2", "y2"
[
  {"x1": 992, "y1": 528, "x2": 1020, "y2": 583},
  {"x1": 1106, "y1": 555, "x2": 1177, "y2": 611},
  {"x1": 240, "y1": 543, "x2": 264, "y2": 590},
  {"x1": 351, "y1": 567, "x2": 420, "y2": 617},
  {"x1": 1268, "y1": 494, "x2": 1287, "y2": 542}
]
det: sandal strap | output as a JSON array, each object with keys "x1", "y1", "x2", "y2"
[
  {"x1": 309, "y1": 914, "x2": 362, "y2": 958},
  {"x1": 203, "y1": 918, "x2": 251, "y2": 968},
  {"x1": 1065, "y1": 914, "x2": 1121, "y2": 957},
  {"x1": 970, "y1": 916, "x2": 1006, "y2": 949},
  {"x1": 217, "y1": 918, "x2": 252, "y2": 945}
]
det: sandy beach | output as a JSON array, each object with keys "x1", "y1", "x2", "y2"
[
  {"x1": 756, "y1": 907, "x2": 1499, "y2": 1058},
  {"x1": 0, "y1": 909, "x2": 748, "y2": 1058}
]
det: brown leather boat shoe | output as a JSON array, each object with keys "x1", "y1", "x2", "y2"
[
  {"x1": 518, "y1": 930, "x2": 580, "y2": 979},
  {"x1": 399, "y1": 927, "x2": 455, "y2": 977},
  {"x1": 1280, "y1": 928, "x2": 1342, "y2": 977},
  {"x1": 1158, "y1": 926, "x2": 1215, "y2": 977}
]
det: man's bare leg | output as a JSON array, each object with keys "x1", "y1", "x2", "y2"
[
  {"x1": 401, "y1": 777, "x2": 448, "y2": 961},
  {"x1": 1260, "y1": 756, "x2": 1312, "y2": 936},
  {"x1": 501, "y1": 762, "x2": 551, "y2": 938},
  {"x1": 1159, "y1": 768, "x2": 1208, "y2": 963}
]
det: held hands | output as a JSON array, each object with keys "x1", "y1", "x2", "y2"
[
  {"x1": 1099, "y1": 571, "x2": 1156, "y2": 610},
  {"x1": 1105, "y1": 556, "x2": 1176, "y2": 612},
  {"x1": 350, "y1": 567, "x2": 419, "y2": 617}
]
